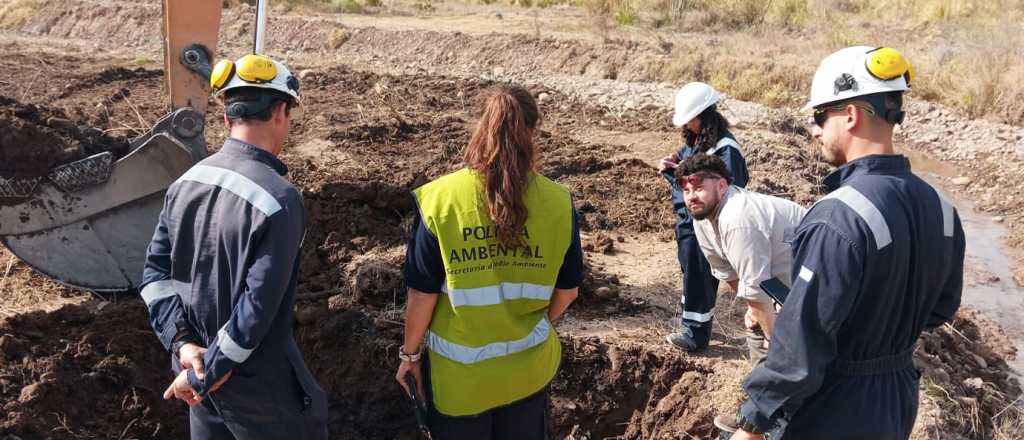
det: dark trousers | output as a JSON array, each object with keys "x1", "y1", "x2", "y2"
[
  {"x1": 427, "y1": 388, "x2": 549, "y2": 440},
  {"x1": 423, "y1": 358, "x2": 549, "y2": 440},
  {"x1": 779, "y1": 352, "x2": 919, "y2": 440},
  {"x1": 677, "y1": 235, "x2": 720, "y2": 344},
  {"x1": 187, "y1": 368, "x2": 328, "y2": 440}
]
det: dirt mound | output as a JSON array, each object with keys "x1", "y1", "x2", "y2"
[
  {"x1": 0, "y1": 96, "x2": 130, "y2": 179},
  {"x1": 0, "y1": 301, "x2": 185, "y2": 439},
  {"x1": 914, "y1": 309, "x2": 1022, "y2": 439},
  {"x1": 555, "y1": 337, "x2": 762, "y2": 440}
]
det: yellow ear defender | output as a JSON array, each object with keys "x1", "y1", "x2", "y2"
[
  {"x1": 210, "y1": 59, "x2": 234, "y2": 90},
  {"x1": 210, "y1": 54, "x2": 280, "y2": 91},
  {"x1": 865, "y1": 47, "x2": 914, "y2": 85},
  {"x1": 235, "y1": 54, "x2": 278, "y2": 83}
]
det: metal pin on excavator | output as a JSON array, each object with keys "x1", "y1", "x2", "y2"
[{"x1": 0, "y1": 1, "x2": 242, "y2": 291}]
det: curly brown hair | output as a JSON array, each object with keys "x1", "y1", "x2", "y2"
[
  {"x1": 683, "y1": 105, "x2": 731, "y2": 153},
  {"x1": 675, "y1": 154, "x2": 733, "y2": 184}
]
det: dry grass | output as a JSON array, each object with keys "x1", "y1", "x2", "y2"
[
  {"x1": 632, "y1": 0, "x2": 1024, "y2": 125},
  {"x1": 519, "y1": 0, "x2": 1024, "y2": 125},
  {"x1": 325, "y1": 27, "x2": 352, "y2": 49},
  {"x1": 992, "y1": 405, "x2": 1024, "y2": 440},
  {"x1": 0, "y1": 0, "x2": 36, "y2": 28}
]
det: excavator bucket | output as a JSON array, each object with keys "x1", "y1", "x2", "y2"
[{"x1": 0, "y1": 0, "x2": 222, "y2": 291}]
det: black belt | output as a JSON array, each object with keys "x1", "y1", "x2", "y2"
[{"x1": 827, "y1": 347, "x2": 915, "y2": 376}]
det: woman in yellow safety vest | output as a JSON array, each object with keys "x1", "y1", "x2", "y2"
[{"x1": 395, "y1": 85, "x2": 583, "y2": 439}]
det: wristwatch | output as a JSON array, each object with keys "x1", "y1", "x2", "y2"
[
  {"x1": 399, "y1": 344, "x2": 424, "y2": 363},
  {"x1": 170, "y1": 327, "x2": 198, "y2": 356},
  {"x1": 171, "y1": 338, "x2": 192, "y2": 356}
]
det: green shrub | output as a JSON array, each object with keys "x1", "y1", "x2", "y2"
[
  {"x1": 614, "y1": 0, "x2": 636, "y2": 25},
  {"x1": 328, "y1": 0, "x2": 364, "y2": 13}
]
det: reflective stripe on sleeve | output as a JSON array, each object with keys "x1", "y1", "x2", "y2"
[
  {"x1": 216, "y1": 326, "x2": 255, "y2": 363},
  {"x1": 140, "y1": 279, "x2": 177, "y2": 306},
  {"x1": 798, "y1": 266, "x2": 814, "y2": 282},
  {"x1": 427, "y1": 318, "x2": 551, "y2": 364}
]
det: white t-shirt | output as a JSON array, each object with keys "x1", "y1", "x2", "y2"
[{"x1": 694, "y1": 186, "x2": 808, "y2": 303}]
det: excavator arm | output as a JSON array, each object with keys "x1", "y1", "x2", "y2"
[{"x1": 0, "y1": 1, "x2": 222, "y2": 291}]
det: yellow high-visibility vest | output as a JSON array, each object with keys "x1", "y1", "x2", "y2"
[{"x1": 413, "y1": 167, "x2": 573, "y2": 416}]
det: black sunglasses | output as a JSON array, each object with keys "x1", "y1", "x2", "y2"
[{"x1": 811, "y1": 103, "x2": 876, "y2": 128}]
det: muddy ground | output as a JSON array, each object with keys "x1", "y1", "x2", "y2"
[{"x1": 1, "y1": 2, "x2": 1023, "y2": 439}]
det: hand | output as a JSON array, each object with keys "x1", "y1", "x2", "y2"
[
  {"x1": 396, "y1": 360, "x2": 424, "y2": 400},
  {"x1": 730, "y1": 429, "x2": 766, "y2": 440},
  {"x1": 178, "y1": 343, "x2": 207, "y2": 376},
  {"x1": 163, "y1": 370, "x2": 203, "y2": 406},
  {"x1": 658, "y1": 153, "x2": 679, "y2": 172},
  {"x1": 744, "y1": 308, "x2": 758, "y2": 330}
]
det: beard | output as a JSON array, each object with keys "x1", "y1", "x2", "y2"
[
  {"x1": 689, "y1": 200, "x2": 717, "y2": 220},
  {"x1": 820, "y1": 141, "x2": 847, "y2": 166}
]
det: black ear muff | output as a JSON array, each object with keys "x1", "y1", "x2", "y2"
[
  {"x1": 887, "y1": 110, "x2": 906, "y2": 125},
  {"x1": 227, "y1": 102, "x2": 249, "y2": 118}
]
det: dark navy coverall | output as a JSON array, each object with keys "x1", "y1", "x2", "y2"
[
  {"x1": 140, "y1": 139, "x2": 328, "y2": 440},
  {"x1": 738, "y1": 155, "x2": 965, "y2": 439},
  {"x1": 660, "y1": 131, "x2": 748, "y2": 343}
]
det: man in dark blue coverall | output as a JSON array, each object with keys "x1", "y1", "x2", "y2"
[
  {"x1": 726, "y1": 47, "x2": 965, "y2": 440},
  {"x1": 139, "y1": 54, "x2": 327, "y2": 440},
  {"x1": 660, "y1": 82, "x2": 748, "y2": 352}
]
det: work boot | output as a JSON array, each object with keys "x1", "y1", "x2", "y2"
[
  {"x1": 714, "y1": 414, "x2": 739, "y2": 440},
  {"x1": 665, "y1": 326, "x2": 708, "y2": 352},
  {"x1": 715, "y1": 413, "x2": 771, "y2": 439}
]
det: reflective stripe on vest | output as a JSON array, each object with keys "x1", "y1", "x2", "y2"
[
  {"x1": 445, "y1": 282, "x2": 554, "y2": 307},
  {"x1": 427, "y1": 318, "x2": 551, "y2": 364}
]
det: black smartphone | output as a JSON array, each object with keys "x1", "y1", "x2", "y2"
[{"x1": 759, "y1": 277, "x2": 790, "y2": 305}]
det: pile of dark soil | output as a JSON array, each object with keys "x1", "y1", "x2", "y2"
[
  {"x1": 282, "y1": 66, "x2": 674, "y2": 299},
  {"x1": 0, "y1": 301, "x2": 184, "y2": 439},
  {"x1": 0, "y1": 96, "x2": 130, "y2": 179},
  {"x1": 552, "y1": 337, "x2": 749, "y2": 440}
]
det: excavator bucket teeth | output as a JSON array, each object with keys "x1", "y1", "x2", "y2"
[{"x1": 0, "y1": 131, "x2": 200, "y2": 291}]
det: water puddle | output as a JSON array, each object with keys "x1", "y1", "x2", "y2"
[{"x1": 905, "y1": 147, "x2": 1024, "y2": 374}]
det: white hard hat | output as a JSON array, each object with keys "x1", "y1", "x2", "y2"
[
  {"x1": 672, "y1": 82, "x2": 720, "y2": 127},
  {"x1": 802, "y1": 46, "x2": 913, "y2": 111},
  {"x1": 210, "y1": 54, "x2": 301, "y2": 104}
]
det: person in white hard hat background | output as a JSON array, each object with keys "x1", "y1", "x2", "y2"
[
  {"x1": 659, "y1": 82, "x2": 750, "y2": 352},
  {"x1": 720, "y1": 46, "x2": 965, "y2": 440},
  {"x1": 141, "y1": 54, "x2": 328, "y2": 439}
]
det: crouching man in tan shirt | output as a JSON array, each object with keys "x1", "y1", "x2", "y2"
[{"x1": 677, "y1": 154, "x2": 807, "y2": 364}]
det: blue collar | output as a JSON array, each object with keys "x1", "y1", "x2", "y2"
[
  {"x1": 221, "y1": 138, "x2": 288, "y2": 176},
  {"x1": 822, "y1": 154, "x2": 911, "y2": 192}
]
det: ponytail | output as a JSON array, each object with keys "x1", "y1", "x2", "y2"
[{"x1": 464, "y1": 85, "x2": 540, "y2": 247}]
